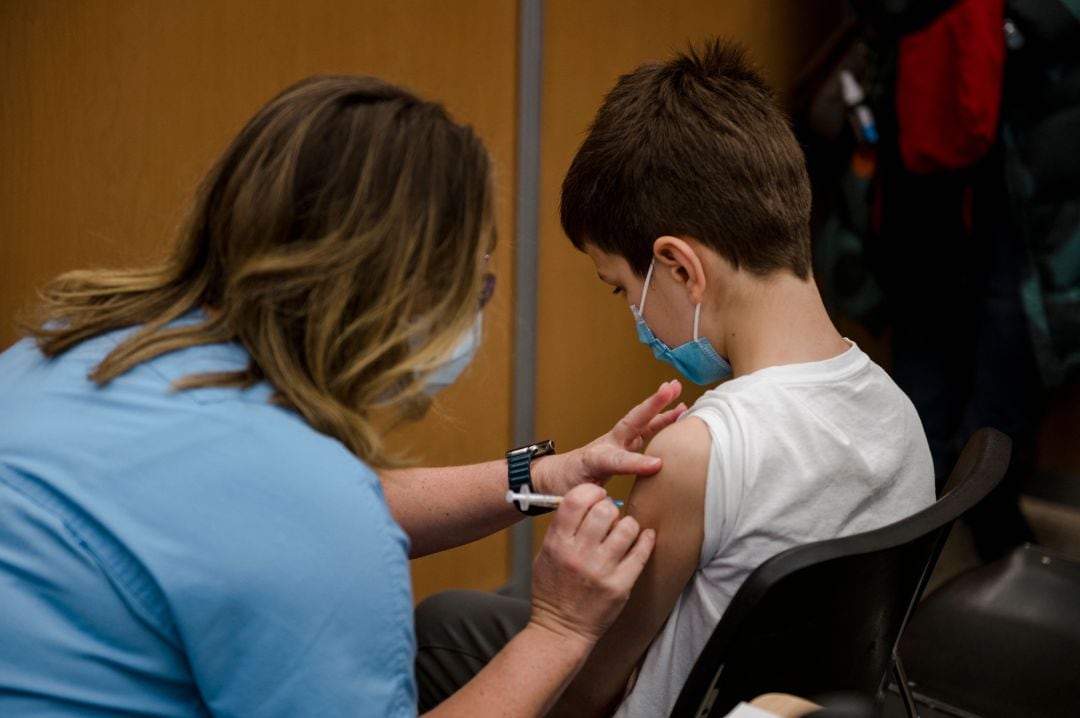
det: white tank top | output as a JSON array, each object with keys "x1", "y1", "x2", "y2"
[{"x1": 615, "y1": 342, "x2": 935, "y2": 717}]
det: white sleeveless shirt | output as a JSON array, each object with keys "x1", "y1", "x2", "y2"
[{"x1": 615, "y1": 342, "x2": 934, "y2": 717}]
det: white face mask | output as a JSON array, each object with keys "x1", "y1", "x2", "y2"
[{"x1": 422, "y1": 313, "x2": 483, "y2": 395}]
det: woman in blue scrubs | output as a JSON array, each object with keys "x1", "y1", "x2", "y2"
[{"x1": 0, "y1": 75, "x2": 681, "y2": 717}]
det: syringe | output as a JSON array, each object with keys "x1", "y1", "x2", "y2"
[{"x1": 505, "y1": 485, "x2": 624, "y2": 512}]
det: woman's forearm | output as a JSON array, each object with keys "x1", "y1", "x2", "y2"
[
  {"x1": 422, "y1": 622, "x2": 594, "y2": 718},
  {"x1": 382, "y1": 383, "x2": 682, "y2": 557},
  {"x1": 381, "y1": 458, "x2": 556, "y2": 557}
]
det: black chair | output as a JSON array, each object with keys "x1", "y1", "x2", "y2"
[
  {"x1": 897, "y1": 543, "x2": 1080, "y2": 718},
  {"x1": 669, "y1": 428, "x2": 1012, "y2": 718}
]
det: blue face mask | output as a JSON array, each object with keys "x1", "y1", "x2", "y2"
[
  {"x1": 422, "y1": 313, "x2": 483, "y2": 395},
  {"x1": 631, "y1": 260, "x2": 732, "y2": 385}
]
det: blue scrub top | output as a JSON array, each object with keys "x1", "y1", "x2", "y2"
[{"x1": 0, "y1": 322, "x2": 416, "y2": 717}]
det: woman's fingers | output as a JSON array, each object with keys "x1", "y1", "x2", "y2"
[
  {"x1": 610, "y1": 380, "x2": 683, "y2": 445},
  {"x1": 548, "y1": 483, "x2": 607, "y2": 538},
  {"x1": 530, "y1": 485, "x2": 654, "y2": 642},
  {"x1": 583, "y1": 444, "x2": 662, "y2": 480},
  {"x1": 574, "y1": 497, "x2": 620, "y2": 545},
  {"x1": 542, "y1": 381, "x2": 685, "y2": 495},
  {"x1": 643, "y1": 403, "x2": 688, "y2": 443},
  {"x1": 598, "y1": 513, "x2": 640, "y2": 558},
  {"x1": 612, "y1": 524, "x2": 655, "y2": 587},
  {"x1": 597, "y1": 515, "x2": 655, "y2": 591}
]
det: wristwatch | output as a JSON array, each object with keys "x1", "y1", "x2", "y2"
[{"x1": 506, "y1": 439, "x2": 556, "y2": 515}]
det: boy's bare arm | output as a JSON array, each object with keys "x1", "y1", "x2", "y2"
[{"x1": 547, "y1": 417, "x2": 711, "y2": 717}]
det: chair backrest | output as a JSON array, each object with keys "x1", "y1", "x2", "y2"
[{"x1": 669, "y1": 428, "x2": 1012, "y2": 718}]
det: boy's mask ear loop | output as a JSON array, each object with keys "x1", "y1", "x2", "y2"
[
  {"x1": 638, "y1": 259, "x2": 656, "y2": 316},
  {"x1": 639, "y1": 258, "x2": 703, "y2": 337},
  {"x1": 632, "y1": 256, "x2": 733, "y2": 386}
]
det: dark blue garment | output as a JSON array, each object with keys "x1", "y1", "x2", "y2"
[
  {"x1": 883, "y1": 145, "x2": 1041, "y2": 559},
  {"x1": 0, "y1": 324, "x2": 415, "y2": 717}
]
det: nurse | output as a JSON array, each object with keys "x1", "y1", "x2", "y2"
[{"x1": 0, "y1": 75, "x2": 682, "y2": 716}]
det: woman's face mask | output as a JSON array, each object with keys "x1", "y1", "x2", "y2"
[
  {"x1": 422, "y1": 313, "x2": 483, "y2": 395},
  {"x1": 631, "y1": 259, "x2": 732, "y2": 385},
  {"x1": 421, "y1": 257, "x2": 495, "y2": 396}
]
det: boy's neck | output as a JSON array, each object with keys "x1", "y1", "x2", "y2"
[{"x1": 709, "y1": 271, "x2": 849, "y2": 378}]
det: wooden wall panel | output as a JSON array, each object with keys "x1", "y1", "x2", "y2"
[
  {"x1": 0, "y1": 0, "x2": 518, "y2": 601},
  {"x1": 533, "y1": 0, "x2": 849, "y2": 543}
]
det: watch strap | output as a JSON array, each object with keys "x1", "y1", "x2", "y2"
[{"x1": 507, "y1": 441, "x2": 555, "y2": 516}]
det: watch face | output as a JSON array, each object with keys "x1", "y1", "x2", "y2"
[{"x1": 509, "y1": 440, "x2": 555, "y2": 458}]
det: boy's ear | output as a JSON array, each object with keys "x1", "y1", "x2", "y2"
[{"x1": 652, "y1": 235, "x2": 707, "y2": 304}]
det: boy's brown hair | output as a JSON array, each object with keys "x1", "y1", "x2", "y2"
[{"x1": 561, "y1": 39, "x2": 812, "y2": 279}]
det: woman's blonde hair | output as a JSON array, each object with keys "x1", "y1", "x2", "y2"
[{"x1": 26, "y1": 75, "x2": 495, "y2": 467}]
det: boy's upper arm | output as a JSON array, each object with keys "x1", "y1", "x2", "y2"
[{"x1": 549, "y1": 416, "x2": 712, "y2": 718}]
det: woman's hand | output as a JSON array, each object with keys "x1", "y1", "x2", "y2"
[
  {"x1": 536, "y1": 380, "x2": 687, "y2": 496},
  {"x1": 528, "y1": 484, "x2": 656, "y2": 647},
  {"x1": 423, "y1": 485, "x2": 655, "y2": 718}
]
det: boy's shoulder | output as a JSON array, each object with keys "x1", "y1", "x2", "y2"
[
  {"x1": 645, "y1": 414, "x2": 713, "y2": 465},
  {"x1": 633, "y1": 416, "x2": 713, "y2": 512}
]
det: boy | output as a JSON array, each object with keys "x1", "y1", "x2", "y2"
[
  {"x1": 414, "y1": 40, "x2": 933, "y2": 717},
  {"x1": 549, "y1": 40, "x2": 935, "y2": 716}
]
